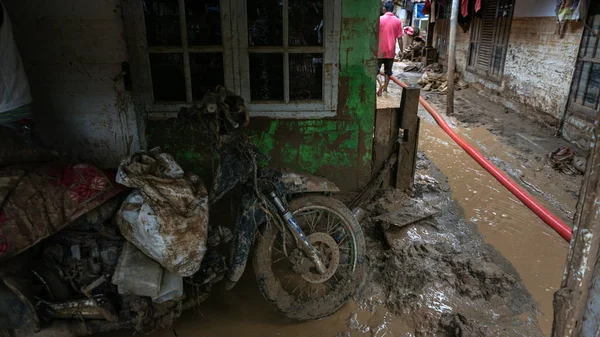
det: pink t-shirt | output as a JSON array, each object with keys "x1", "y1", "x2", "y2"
[{"x1": 378, "y1": 12, "x2": 403, "y2": 59}]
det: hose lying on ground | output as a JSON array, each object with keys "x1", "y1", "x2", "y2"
[{"x1": 389, "y1": 75, "x2": 572, "y2": 242}]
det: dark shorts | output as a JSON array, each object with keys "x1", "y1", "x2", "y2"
[{"x1": 377, "y1": 58, "x2": 394, "y2": 76}]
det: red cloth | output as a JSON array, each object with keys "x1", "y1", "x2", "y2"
[
  {"x1": 461, "y1": 0, "x2": 469, "y2": 17},
  {"x1": 475, "y1": 0, "x2": 482, "y2": 13},
  {"x1": 378, "y1": 12, "x2": 403, "y2": 59},
  {"x1": 423, "y1": 0, "x2": 431, "y2": 15},
  {"x1": 0, "y1": 164, "x2": 125, "y2": 261}
]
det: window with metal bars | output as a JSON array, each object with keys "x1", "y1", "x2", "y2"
[
  {"x1": 568, "y1": 2, "x2": 600, "y2": 119},
  {"x1": 139, "y1": 0, "x2": 341, "y2": 118},
  {"x1": 467, "y1": 0, "x2": 514, "y2": 80}
]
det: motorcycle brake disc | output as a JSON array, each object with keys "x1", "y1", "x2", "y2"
[{"x1": 301, "y1": 232, "x2": 340, "y2": 284}]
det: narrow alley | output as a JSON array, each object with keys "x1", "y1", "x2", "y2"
[{"x1": 1, "y1": 0, "x2": 600, "y2": 336}]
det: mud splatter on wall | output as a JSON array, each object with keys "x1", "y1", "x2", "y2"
[
  {"x1": 4, "y1": 0, "x2": 142, "y2": 167},
  {"x1": 436, "y1": 13, "x2": 588, "y2": 145}
]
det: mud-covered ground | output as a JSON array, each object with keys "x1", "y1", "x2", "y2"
[
  {"x1": 349, "y1": 152, "x2": 544, "y2": 336},
  {"x1": 374, "y1": 62, "x2": 581, "y2": 336},
  {"x1": 421, "y1": 88, "x2": 584, "y2": 220}
]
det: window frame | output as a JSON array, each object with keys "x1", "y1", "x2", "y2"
[
  {"x1": 129, "y1": 0, "x2": 341, "y2": 119},
  {"x1": 568, "y1": 4, "x2": 600, "y2": 120}
]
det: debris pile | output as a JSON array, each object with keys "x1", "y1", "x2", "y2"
[
  {"x1": 547, "y1": 147, "x2": 586, "y2": 175},
  {"x1": 352, "y1": 153, "x2": 544, "y2": 336},
  {"x1": 116, "y1": 147, "x2": 210, "y2": 277},
  {"x1": 417, "y1": 63, "x2": 469, "y2": 93},
  {"x1": 175, "y1": 85, "x2": 250, "y2": 144},
  {"x1": 400, "y1": 36, "x2": 426, "y2": 62}
]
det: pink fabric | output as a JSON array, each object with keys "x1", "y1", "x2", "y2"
[
  {"x1": 378, "y1": 12, "x2": 403, "y2": 59},
  {"x1": 461, "y1": 0, "x2": 469, "y2": 17}
]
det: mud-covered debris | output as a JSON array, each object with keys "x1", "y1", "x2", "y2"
[
  {"x1": 548, "y1": 147, "x2": 575, "y2": 172},
  {"x1": 352, "y1": 153, "x2": 543, "y2": 337},
  {"x1": 374, "y1": 200, "x2": 439, "y2": 230},
  {"x1": 116, "y1": 147, "x2": 209, "y2": 277},
  {"x1": 438, "y1": 313, "x2": 490, "y2": 337},
  {"x1": 175, "y1": 86, "x2": 249, "y2": 140}
]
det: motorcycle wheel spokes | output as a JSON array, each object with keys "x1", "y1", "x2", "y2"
[{"x1": 269, "y1": 206, "x2": 356, "y2": 302}]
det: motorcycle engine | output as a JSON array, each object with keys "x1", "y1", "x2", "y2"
[{"x1": 33, "y1": 226, "x2": 123, "y2": 301}]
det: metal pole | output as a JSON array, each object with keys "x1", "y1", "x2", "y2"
[{"x1": 446, "y1": 0, "x2": 460, "y2": 115}]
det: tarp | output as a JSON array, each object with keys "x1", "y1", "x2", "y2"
[
  {"x1": 0, "y1": 164, "x2": 124, "y2": 261},
  {"x1": 116, "y1": 148, "x2": 209, "y2": 277}
]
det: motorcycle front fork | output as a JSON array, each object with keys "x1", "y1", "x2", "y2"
[{"x1": 268, "y1": 192, "x2": 327, "y2": 275}]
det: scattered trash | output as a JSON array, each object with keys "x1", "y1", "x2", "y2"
[
  {"x1": 116, "y1": 147, "x2": 209, "y2": 277},
  {"x1": 417, "y1": 63, "x2": 469, "y2": 93},
  {"x1": 418, "y1": 71, "x2": 469, "y2": 93},
  {"x1": 548, "y1": 147, "x2": 583, "y2": 175},
  {"x1": 400, "y1": 36, "x2": 426, "y2": 62},
  {"x1": 112, "y1": 242, "x2": 184, "y2": 303},
  {"x1": 175, "y1": 85, "x2": 249, "y2": 141},
  {"x1": 423, "y1": 62, "x2": 444, "y2": 73}
]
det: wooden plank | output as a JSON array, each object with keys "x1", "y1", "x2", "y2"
[
  {"x1": 178, "y1": 0, "x2": 193, "y2": 103},
  {"x1": 552, "y1": 107, "x2": 600, "y2": 337},
  {"x1": 283, "y1": 0, "x2": 290, "y2": 103},
  {"x1": 372, "y1": 108, "x2": 399, "y2": 186},
  {"x1": 395, "y1": 87, "x2": 420, "y2": 191}
]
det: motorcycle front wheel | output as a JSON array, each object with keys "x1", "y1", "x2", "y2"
[{"x1": 253, "y1": 195, "x2": 366, "y2": 320}]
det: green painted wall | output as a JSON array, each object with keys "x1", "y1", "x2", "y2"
[{"x1": 147, "y1": 0, "x2": 379, "y2": 191}]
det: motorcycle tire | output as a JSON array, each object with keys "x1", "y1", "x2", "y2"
[{"x1": 253, "y1": 195, "x2": 366, "y2": 320}]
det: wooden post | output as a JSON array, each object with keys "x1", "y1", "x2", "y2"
[
  {"x1": 373, "y1": 108, "x2": 399, "y2": 186},
  {"x1": 552, "y1": 112, "x2": 600, "y2": 337},
  {"x1": 395, "y1": 87, "x2": 420, "y2": 191},
  {"x1": 446, "y1": 0, "x2": 460, "y2": 115}
]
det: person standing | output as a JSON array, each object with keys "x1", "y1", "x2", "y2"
[{"x1": 377, "y1": 1, "x2": 403, "y2": 96}]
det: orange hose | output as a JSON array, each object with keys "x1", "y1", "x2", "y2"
[{"x1": 389, "y1": 76, "x2": 572, "y2": 242}]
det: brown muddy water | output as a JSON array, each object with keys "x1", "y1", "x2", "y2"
[
  {"x1": 378, "y1": 91, "x2": 570, "y2": 336},
  {"x1": 419, "y1": 122, "x2": 568, "y2": 336},
  {"x1": 109, "y1": 271, "x2": 408, "y2": 337}
]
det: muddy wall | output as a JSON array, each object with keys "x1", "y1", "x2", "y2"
[
  {"x1": 3, "y1": 0, "x2": 143, "y2": 167},
  {"x1": 462, "y1": 17, "x2": 583, "y2": 123},
  {"x1": 147, "y1": 1, "x2": 379, "y2": 192},
  {"x1": 435, "y1": 3, "x2": 588, "y2": 145}
]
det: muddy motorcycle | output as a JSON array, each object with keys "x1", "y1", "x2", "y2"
[{"x1": 0, "y1": 141, "x2": 366, "y2": 336}]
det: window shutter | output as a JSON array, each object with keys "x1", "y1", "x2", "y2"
[
  {"x1": 467, "y1": 0, "x2": 513, "y2": 79},
  {"x1": 476, "y1": 0, "x2": 499, "y2": 74}
]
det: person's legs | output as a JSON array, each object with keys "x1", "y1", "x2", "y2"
[
  {"x1": 376, "y1": 59, "x2": 385, "y2": 96},
  {"x1": 382, "y1": 59, "x2": 393, "y2": 93}
]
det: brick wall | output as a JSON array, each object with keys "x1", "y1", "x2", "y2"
[
  {"x1": 503, "y1": 17, "x2": 582, "y2": 120},
  {"x1": 446, "y1": 16, "x2": 588, "y2": 145}
]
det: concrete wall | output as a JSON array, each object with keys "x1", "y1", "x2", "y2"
[{"x1": 3, "y1": 0, "x2": 142, "y2": 167}]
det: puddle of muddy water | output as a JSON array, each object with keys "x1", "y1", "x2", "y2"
[
  {"x1": 417, "y1": 119, "x2": 569, "y2": 336},
  {"x1": 105, "y1": 271, "x2": 411, "y2": 337}
]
